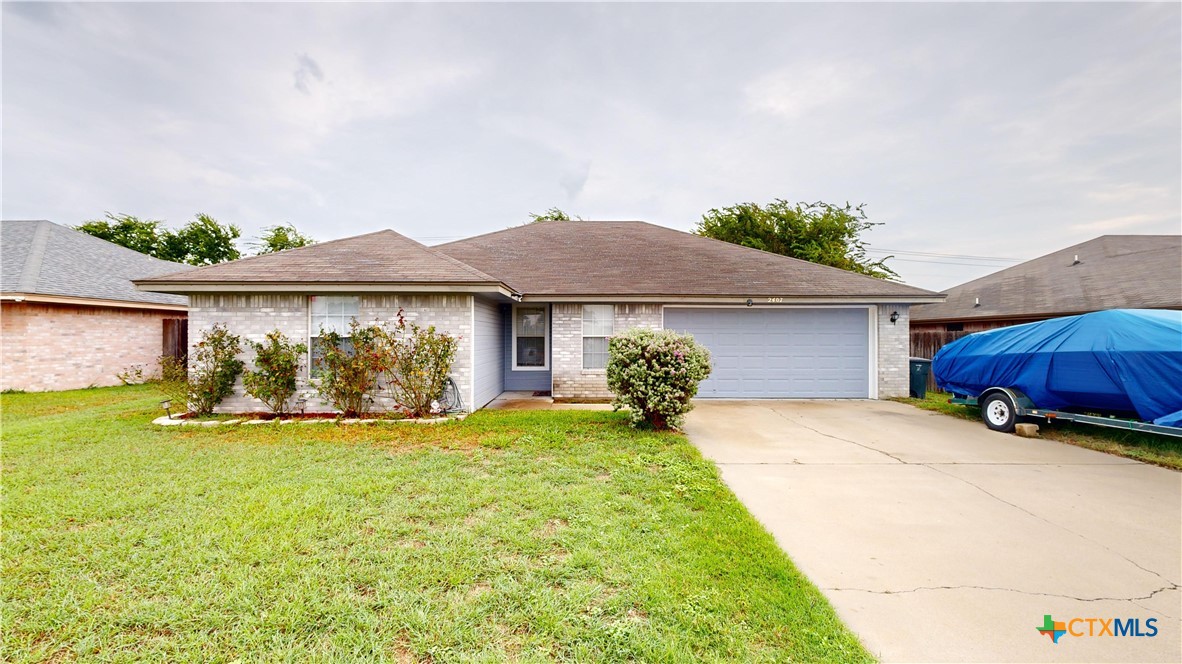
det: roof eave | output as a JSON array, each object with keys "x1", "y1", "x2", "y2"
[
  {"x1": 1, "y1": 292, "x2": 188, "y2": 312},
  {"x1": 134, "y1": 281, "x2": 519, "y2": 298},
  {"x1": 520, "y1": 294, "x2": 946, "y2": 304},
  {"x1": 912, "y1": 303, "x2": 1182, "y2": 324}
]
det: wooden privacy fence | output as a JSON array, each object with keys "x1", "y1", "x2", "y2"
[
  {"x1": 910, "y1": 330, "x2": 970, "y2": 392},
  {"x1": 163, "y1": 318, "x2": 188, "y2": 366}
]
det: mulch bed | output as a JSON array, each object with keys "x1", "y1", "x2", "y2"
[{"x1": 177, "y1": 412, "x2": 410, "y2": 421}]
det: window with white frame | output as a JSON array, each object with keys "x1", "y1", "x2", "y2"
[
  {"x1": 512, "y1": 305, "x2": 548, "y2": 369},
  {"x1": 582, "y1": 304, "x2": 613, "y2": 370},
  {"x1": 309, "y1": 295, "x2": 359, "y2": 373}
]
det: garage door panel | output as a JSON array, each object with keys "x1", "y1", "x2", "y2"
[{"x1": 665, "y1": 307, "x2": 869, "y2": 398}]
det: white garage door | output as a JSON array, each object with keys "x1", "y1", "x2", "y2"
[{"x1": 664, "y1": 307, "x2": 871, "y2": 398}]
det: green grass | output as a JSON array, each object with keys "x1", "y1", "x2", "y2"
[
  {"x1": 2, "y1": 385, "x2": 871, "y2": 662},
  {"x1": 897, "y1": 390, "x2": 1182, "y2": 471}
]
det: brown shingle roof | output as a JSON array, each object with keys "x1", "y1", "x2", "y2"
[
  {"x1": 911, "y1": 235, "x2": 1182, "y2": 322},
  {"x1": 137, "y1": 229, "x2": 505, "y2": 288},
  {"x1": 436, "y1": 221, "x2": 937, "y2": 299}
]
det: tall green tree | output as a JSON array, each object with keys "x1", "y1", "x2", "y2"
[
  {"x1": 695, "y1": 200, "x2": 898, "y2": 280},
  {"x1": 250, "y1": 224, "x2": 316, "y2": 254},
  {"x1": 76, "y1": 212, "x2": 241, "y2": 266},
  {"x1": 167, "y1": 213, "x2": 241, "y2": 265},
  {"x1": 74, "y1": 213, "x2": 166, "y2": 256}
]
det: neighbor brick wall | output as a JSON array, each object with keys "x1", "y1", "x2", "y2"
[
  {"x1": 0, "y1": 301, "x2": 183, "y2": 392},
  {"x1": 187, "y1": 293, "x2": 473, "y2": 414},
  {"x1": 877, "y1": 304, "x2": 909, "y2": 398},
  {"x1": 551, "y1": 303, "x2": 662, "y2": 400}
]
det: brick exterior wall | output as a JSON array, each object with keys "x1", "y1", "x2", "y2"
[
  {"x1": 876, "y1": 304, "x2": 910, "y2": 398},
  {"x1": 187, "y1": 293, "x2": 473, "y2": 414},
  {"x1": 0, "y1": 301, "x2": 183, "y2": 392},
  {"x1": 551, "y1": 303, "x2": 662, "y2": 400}
]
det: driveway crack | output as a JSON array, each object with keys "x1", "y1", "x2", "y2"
[
  {"x1": 924, "y1": 464, "x2": 1179, "y2": 586},
  {"x1": 824, "y1": 582, "x2": 1180, "y2": 603},
  {"x1": 771, "y1": 408, "x2": 907, "y2": 464}
]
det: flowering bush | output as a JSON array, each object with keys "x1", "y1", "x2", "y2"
[
  {"x1": 606, "y1": 328, "x2": 712, "y2": 430},
  {"x1": 242, "y1": 330, "x2": 307, "y2": 416},
  {"x1": 157, "y1": 324, "x2": 243, "y2": 416},
  {"x1": 380, "y1": 311, "x2": 459, "y2": 418},
  {"x1": 314, "y1": 320, "x2": 388, "y2": 417}
]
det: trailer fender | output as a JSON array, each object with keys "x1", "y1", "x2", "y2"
[{"x1": 979, "y1": 387, "x2": 1036, "y2": 412}]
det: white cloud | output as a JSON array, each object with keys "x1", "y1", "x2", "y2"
[
  {"x1": 745, "y1": 62, "x2": 873, "y2": 120},
  {"x1": 2, "y1": 2, "x2": 1178, "y2": 290}
]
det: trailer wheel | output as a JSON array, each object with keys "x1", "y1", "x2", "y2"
[{"x1": 981, "y1": 392, "x2": 1017, "y2": 433}]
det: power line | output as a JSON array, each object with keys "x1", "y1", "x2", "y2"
[
  {"x1": 887, "y1": 257, "x2": 1019, "y2": 267},
  {"x1": 866, "y1": 247, "x2": 1022, "y2": 262}
]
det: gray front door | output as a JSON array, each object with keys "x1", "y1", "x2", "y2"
[{"x1": 664, "y1": 307, "x2": 870, "y2": 398}]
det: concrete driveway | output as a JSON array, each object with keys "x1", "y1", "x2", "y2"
[{"x1": 684, "y1": 400, "x2": 1181, "y2": 663}]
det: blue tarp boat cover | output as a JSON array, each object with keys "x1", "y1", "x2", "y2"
[{"x1": 932, "y1": 309, "x2": 1182, "y2": 427}]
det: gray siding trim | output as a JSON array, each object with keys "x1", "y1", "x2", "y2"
[
  {"x1": 472, "y1": 297, "x2": 504, "y2": 409},
  {"x1": 501, "y1": 304, "x2": 551, "y2": 391}
]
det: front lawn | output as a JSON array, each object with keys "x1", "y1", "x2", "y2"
[
  {"x1": 898, "y1": 390, "x2": 1182, "y2": 471},
  {"x1": 2, "y1": 385, "x2": 870, "y2": 662}
]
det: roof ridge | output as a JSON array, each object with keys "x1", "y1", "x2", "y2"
[
  {"x1": 147, "y1": 228, "x2": 408, "y2": 281},
  {"x1": 16, "y1": 220, "x2": 52, "y2": 291},
  {"x1": 935, "y1": 235, "x2": 1182, "y2": 295},
  {"x1": 414, "y1": 241, "x2": 507, "y2": 286},
  {"x1": 435, "y1": 220, "x2": 653, "y2": 248}
]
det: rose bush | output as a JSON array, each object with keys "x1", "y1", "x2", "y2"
[
  {"x1": 158, "y1": 324, "x2": 244, "y2": 417},
  {"x1": 380, "y1": 311, "x2": 458, "y2": 418},
  {"x1": 314, "y1": 320, "x2": 387, "y2": 418},
  {"x1": 243, "y1": 329, "x2": 307, "y2": 416}
]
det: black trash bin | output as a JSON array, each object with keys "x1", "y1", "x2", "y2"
[{"x1": 909, "y1": 357, "x2": 932, "y2": 399}]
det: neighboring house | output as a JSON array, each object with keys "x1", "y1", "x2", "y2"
[
  {"x1": 910, "y1": 234, "x2": 1182, "y2": 362},
  {"x1": 1, "y1": 220, "x2": 189, "y2": 391},
  {"x1": 136, "y1": 221, "x2": 942, "y2": 413}
]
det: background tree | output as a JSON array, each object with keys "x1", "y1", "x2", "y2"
[
  {"x1": 165, "y1": 213, "x2": 241, "y2": 265},
  {"x1": 694, "y1": 200, "x2": 898, "y2": 280},
  {"x1": 251, "y1": 223, "x2": 315, "y2": 254},
  {"x1": 76, "y1": 212, "x2": 241, "y2": 265},
  {"x1": 74, "y1": 213, "x2": 166, "y2": 256},
  {"x1": 528, "y1": 207, "x2": 583, "y2": 223}
]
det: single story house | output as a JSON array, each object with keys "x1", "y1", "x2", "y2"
[
  {"x1": 136, "y1": 221, "x2": 942, "y2": 413},
  {"x1": 2, "y1": 220, "x2": 189, "y2": 391},
  {"x1": 911, "y1": 234, "x2": 1182, "y2": 362}
]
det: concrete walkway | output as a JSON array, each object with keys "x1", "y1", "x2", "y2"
[
  {"x1": 684, "y1": 400, "x2": 1181, "y2": 663},
  {"x1": 484, "y1": 391, "x2": 613, "y2": 411}
]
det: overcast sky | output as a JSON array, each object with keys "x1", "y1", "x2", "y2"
[{"x1": 3, "y1": 2, "x2": 1179, "y2": 290}]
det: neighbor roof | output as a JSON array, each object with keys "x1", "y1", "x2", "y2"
[
  {"x1": 136, "y1": 229, "x2": 508, "y2": 292},
  {"x1": 911, "y1": 235, "x2": 1182, "y2": 322},
  {"x1": 1, "y1": 220, "x2": 187, "y2": 308},
  {"x1": 436, "y1": 221, "x2": 938, "y2": 299}
]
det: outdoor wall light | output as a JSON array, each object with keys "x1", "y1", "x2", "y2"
[
  {"x1": 746, "y1": 298, "x2": 754, "y2": 307},
  {"x1": 890, "y1": 311, "x2": 900, "y2": 325},
  {"x1": 160, "y1": 399, "x2": 173, "y2": 419}
]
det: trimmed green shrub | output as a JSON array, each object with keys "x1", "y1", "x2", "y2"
[
  {"x1": 243, "y1": 330, "x2": 307, "y2": 416},
  {"x1": 606, "y1": 328, "x2": 712, "y2": 430}
]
